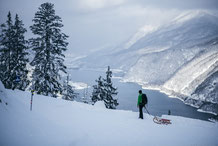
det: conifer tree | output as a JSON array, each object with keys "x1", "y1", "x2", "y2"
[
  {"x1": 0, "y1": 12, "x2": 29, "y2": 90},
  {"x1": 12, "y1": 14, "x2": 29, "y2": 90},
  {"x1": 30, "y1": 3, "x2": 68, "y2": 97},
  {"x1": 62, "y1": 74, "x2": 78, "y2": 100},
  {"x1": 103, "y1": 66, "x2": 118, "y2": 109},
  {"x1": 0, "y1": 12, "x2": 14, "y2": 89},
  {"x1": 91, "y1": 76, "x2": 105, "y2": 103},
  {"x1": 91, "y1": 66, "x2": 119, "y2": 109}
]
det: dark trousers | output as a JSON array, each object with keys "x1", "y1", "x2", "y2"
[{"x1": 139, "y1": 105, "x2": 143, "y2": 119}]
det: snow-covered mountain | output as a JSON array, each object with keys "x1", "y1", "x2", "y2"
[
  {"x1": 74, "y1": 11, "x2": 218, "y2": 115},
  {"x1": 0, "y1": 81, "x2": 218, "y2": 146}
]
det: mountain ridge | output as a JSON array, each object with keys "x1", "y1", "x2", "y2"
[{"x1": 73, "y1": 10, "x2": 218, "y2": 115}]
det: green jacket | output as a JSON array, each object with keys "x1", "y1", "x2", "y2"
[{"x1": 137, "y1": 93, "x2": 142, "y2": 106}]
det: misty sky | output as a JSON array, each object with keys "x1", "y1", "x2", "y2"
[{"x1": 0, "y1": 0, "x2": 218, "y2": 55}]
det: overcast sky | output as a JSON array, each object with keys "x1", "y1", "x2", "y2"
[{"x1": 0, "y1": 0, "x2": 218, "y2": 55}]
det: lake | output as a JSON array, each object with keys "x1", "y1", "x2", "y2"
[{"x1": 68, "y1": 68, "x2": 214, "y2": 121}]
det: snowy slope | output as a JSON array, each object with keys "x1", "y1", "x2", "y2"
[
  {"x1": 0, "y1": 82, "x2": 218, "y2": 146},
  {"x1": 163, "y1": 46, "x2": 218, "y2": 96},
  {"x1": 190, "y1": 70, "x2": 218, "y2": 114},
  {"x1": 124, "y1": 11, "x2": 218, "y2": 114},
  {"x1": 124, "y1": 11, "x2": 218, "y2": 84}
]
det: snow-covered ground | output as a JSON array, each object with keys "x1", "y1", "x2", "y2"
[{"x1": 0, "y1": 82, "x2": 218, "y2": 146}]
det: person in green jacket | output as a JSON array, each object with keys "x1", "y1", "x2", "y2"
[{"x1": 137, "y1": 90, "x2": 143, "y2": 119}]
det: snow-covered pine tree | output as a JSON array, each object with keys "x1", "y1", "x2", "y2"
[
  {"x1": 91, "y1": 76, "x2": 105, "y2": 104},
  {"x1": 0, "y1": 12, "x2": 14, "y2": 89},
  {"x1": 91, "y1": 67, "x2": 119, "y2": 109},
  {"x1": 0, "y1": 12, "x2": 29, "y2": 90},
  {"x1": 11, "y1": 14, "x2": 29, "y2": 90},
  {"x1": 30, "y1": 3, "x2": 68, "y2": 97},
  {"x1": 103, "y1": 66, "x2": 118, "y2": 109},
  {"x1": 62, "y1": 74, "x2": 78, "y2": 101}
]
